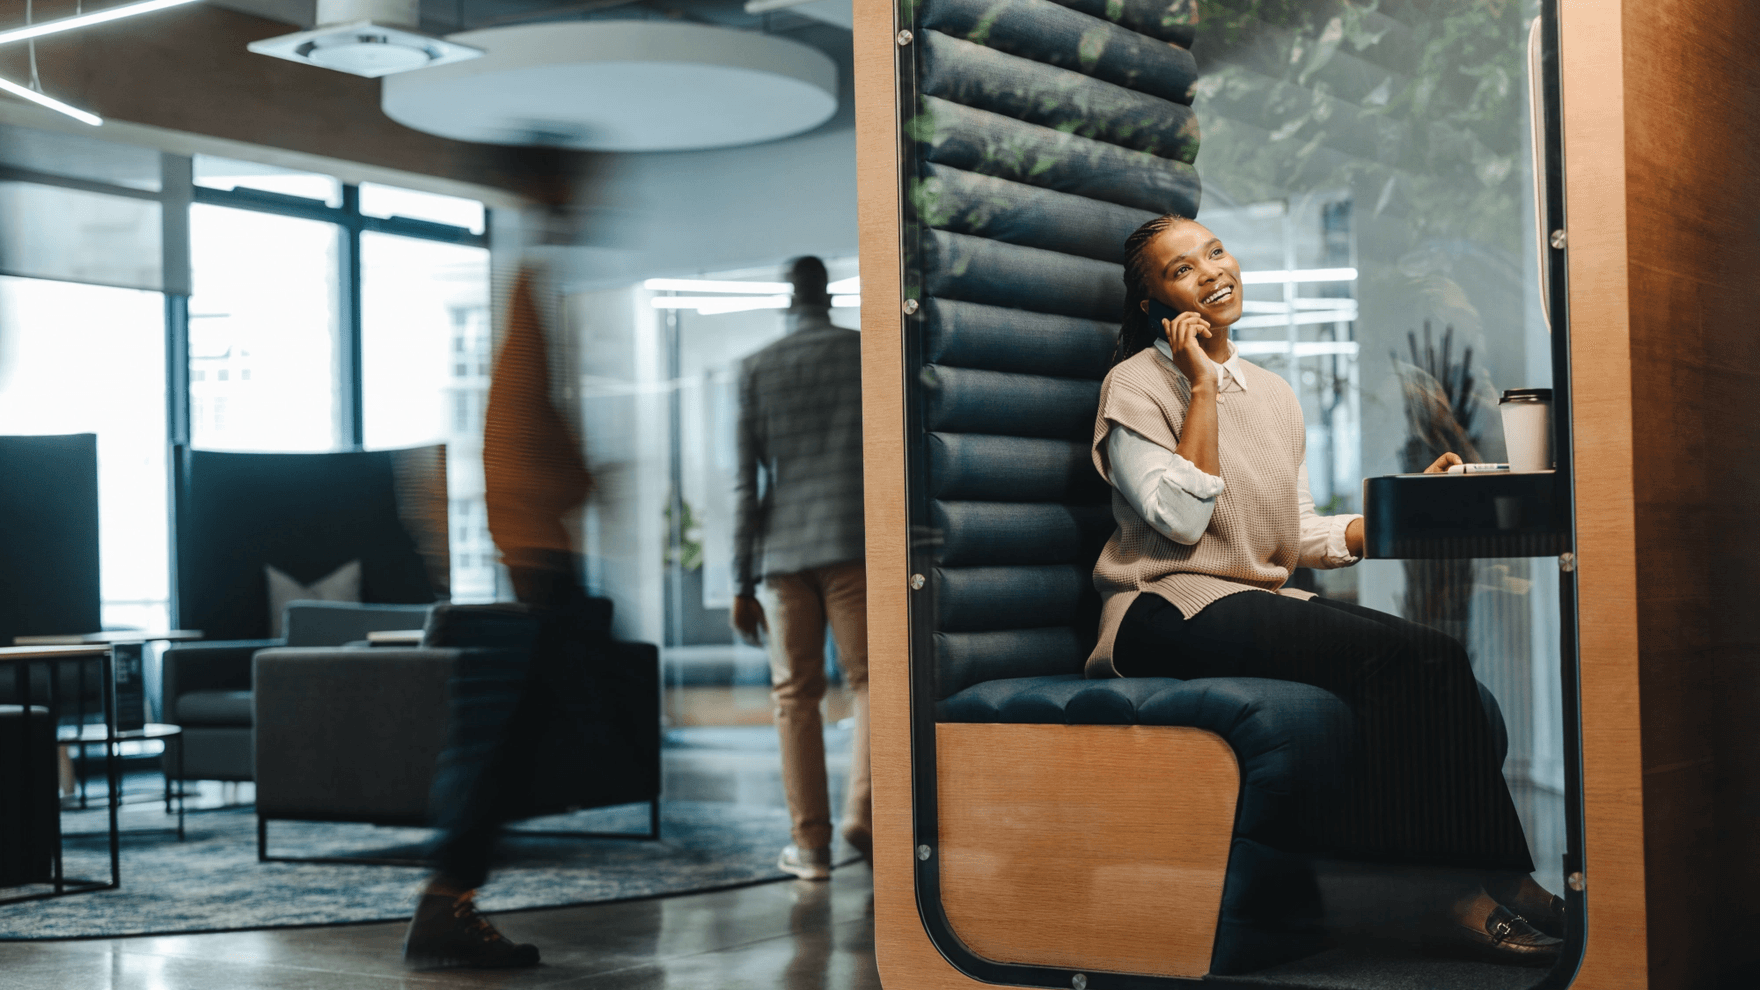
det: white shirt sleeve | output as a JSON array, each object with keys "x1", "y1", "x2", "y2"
[
  {"x1": 1104, "y1": 424, "x2": 1225, "y2": 546},
  {"x1": 1297, "y1": 462, "x2": 1362, "y2": 569}
]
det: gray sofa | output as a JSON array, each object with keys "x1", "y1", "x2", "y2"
[
  {"x1": 162, "y1": 601, "x2": 435, "y2": 782},
  {"x1": 252, "y1": 600, "x2": 662, "y2": 859}
]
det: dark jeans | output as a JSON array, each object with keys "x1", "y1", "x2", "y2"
[
  {"x1": 429, "y1": 566, "x2": 605, "y2": 889},
  {"x1": 1113, "y1": 590, "x2": 1535, "y2": 873}
]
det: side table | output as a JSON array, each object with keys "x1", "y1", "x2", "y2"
[
  {"x1": 0, "y1": 645, "x2": 119, "y2": 905},
  {"x1": 15, "y1": 630, "x2": 203, "y2": 808},
  {"x1": 59, "y1": 723, "x2": 185, "y2": 841}
]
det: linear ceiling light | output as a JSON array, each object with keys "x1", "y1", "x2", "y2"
[
  {"x1": 1235, "y1": 340, "x2": 1360, "y2": 357},
  {"x1": 827, "y1": 276, "x2": 859, "y2": 294},
  {"x1": 1233, "y1": 310, "x2": 1358, "y2": 330},
  {"x1": 650, "y1": 295, "x2": 792, "y2": 315},
  {"x1": 0, "y1": 0, "x2": 202, "y2": 47},
  {"x1": 643, "y1": 278, "x2": 792, "y2": 294},
  {"x1": 0, "y1": 74, "x2": 101, "y2": 125},
  {"x1": 831, "y1": 294, "x2": 860, "y2": 308},
  {"x1": 1239, "y1": 268, "x2": 1358, "y2": 284}
]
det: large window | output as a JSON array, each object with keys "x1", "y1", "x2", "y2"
[
  {"x1": 0, "y1": 125, "x2": 494, "y2": 643},
  {"x1": 360, "y1": 232, "x2": 493, "y2": 600},
  {"x1": 188, "y1": 154, "x2": 493, "y2": 596},
  {"x1": 0, "y1": 276, "x2": 168, "y2": 631},
  {"x1": 189, "y1": 205, "x2": 343, "y2": 451}
]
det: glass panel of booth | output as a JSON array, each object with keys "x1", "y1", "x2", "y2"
[
  {"x1": 1190, "y1": 0, "x2": 1565, "y2": 891},
  {"x1": 892, "y1": 0, "x2": 1571, "y2": 980},
  {"x1": 562, "y1": 260, "x2": 860, "y2": 725}
]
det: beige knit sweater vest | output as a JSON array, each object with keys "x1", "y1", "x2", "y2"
[{"x1": 1085, "y1": 346, "x2": 1314, "y2": 678}]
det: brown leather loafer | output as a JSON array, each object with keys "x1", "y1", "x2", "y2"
[
  {"x1": 1432, "y1": 904, "x2": 1562, "y2": 967},
  {"x1": 1516, "y1": 894, "x2": 1568, "y2": 940}
]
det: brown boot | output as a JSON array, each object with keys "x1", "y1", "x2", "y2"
[{"x1": 403, "y1": 891, "x2": 540, "y2": 970}]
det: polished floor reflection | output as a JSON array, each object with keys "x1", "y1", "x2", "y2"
[
  {"x1": 1, "y1": 723, "x2": 874, "y2": 989},
  {"x1": 0, "y1": 869, "x2": 879, "y2": 989}
]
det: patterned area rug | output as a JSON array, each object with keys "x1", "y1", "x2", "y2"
[{"x1": 0, "y1": 800, "x2": 823, "y2": 940}]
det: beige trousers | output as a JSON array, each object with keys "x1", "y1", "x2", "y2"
[{"x1": 759, "y1": 561, "x2": 871, "y2": 851}]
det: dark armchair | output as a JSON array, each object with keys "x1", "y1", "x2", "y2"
[
  {"x1": 0, "y1": 434, "x2": 100, "y2": 650},
  {"x1": 163, "y1": 601, "x2": 437, "y2": 782},
  {"x1": 252, "y1": 598, "x2": 662, "y2": 860},
  {"x1": 163, "y1": 444, "x2": 450, "y2": 782}
]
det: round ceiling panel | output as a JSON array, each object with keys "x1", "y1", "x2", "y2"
[{"x1": 381, "y1": 21, "x2": 839, "y2": 152}]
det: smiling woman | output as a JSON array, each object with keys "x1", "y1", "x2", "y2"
[{"x1": 1080, "y1": 210, "x2": 1562, "y2": 963}]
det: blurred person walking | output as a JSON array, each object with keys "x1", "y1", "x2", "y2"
[
  {"x1": 404, "y1": 146, "x2": 598, "y2": 969},
  {"x1": 731, "y1": 256, "x2": 870, "y2": 881}
]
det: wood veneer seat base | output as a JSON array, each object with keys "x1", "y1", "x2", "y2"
[{"x1": 935, "y1": 723, "x2": 1240, "y2": 979}]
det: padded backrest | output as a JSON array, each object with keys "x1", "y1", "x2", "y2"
[
  {"x1": 174, "y1": 445, "x2": 448, "y2": 641},
  {"x1": 0, "y1": 434, "x2": 100, "y2": 644},
  {"x1": 906, "y1": 0, "x2": 1202, "y2": 699}
]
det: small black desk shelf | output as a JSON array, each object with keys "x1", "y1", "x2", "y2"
[{"x1": 1362, "y1": 471, "x2": 1569, "y2": 560}]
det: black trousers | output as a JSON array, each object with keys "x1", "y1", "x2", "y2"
[
  {"x1": 429, "y1": 566, "x2": 602, "y2": 889},
  {"x1": 1113, "y1": 590, "x2": 1535, "y2": 873}
]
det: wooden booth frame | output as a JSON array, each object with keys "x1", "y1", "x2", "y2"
[{"x1": 854, "y1": 0, "x2": 1681, "y2": 985}]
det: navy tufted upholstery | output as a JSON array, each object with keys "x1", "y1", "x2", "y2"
[
  {"x1": 941, "y1": 676, "x2": 1508, "y2": 851},
  {"x1": 907, "y1": 0, "x2": 1198, "y2": 702}
]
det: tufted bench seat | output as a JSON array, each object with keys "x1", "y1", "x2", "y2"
[{"x1": 935, "y1": 673, "x2": 1508, "y2": 974}]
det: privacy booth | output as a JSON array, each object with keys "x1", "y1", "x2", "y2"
[{"x1": 857, "y1": 0, "x2": 1760, "y2": 988}]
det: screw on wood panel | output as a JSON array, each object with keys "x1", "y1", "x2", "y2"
[
  {"x1": 1550, "y1": 229, "x2": 1567, "y2": 249},
  {"x1": 903, "y1": 298, "x2": 919, "y2": 315},
  {"x1": 1568, "y1": 871, "x2": 1585, "y2": 891},
  {"x1": 1072, "y1": 976, "x2": 1088, "y2": 990},
  {"x1": 910, "y1": 573, "x2": 926, "y2": 590},
  {"x1": 897, "y1": 29, "x2": 913, "y2": 46},
  {"x1": 1559, "y1": 552, "x2": 1575, "y2": 572},
  {"x1": 916, "y1": 844, "x2": 932, "y2": 861}
]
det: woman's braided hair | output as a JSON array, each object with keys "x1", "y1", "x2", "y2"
[{"x1": 1112, "y1": 213, "x2": 1196, "y2": 367}]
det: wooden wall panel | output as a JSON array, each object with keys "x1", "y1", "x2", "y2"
[
  {"x1": 936, "y1": 724, "x2": 1238, "y2": 979},
  {"x1": 852, "y1": 0, "x2": 992, "y2": 984},
  {"x1": 1557, "y1": 1, "x2": 1650, "y2": 985},
  {"x1": 1617, "y1": 0, "x2": 1760, "y2": 985},
  {"x1": 1562, "y1": 0, "x2": 1760, "y2": 985}
]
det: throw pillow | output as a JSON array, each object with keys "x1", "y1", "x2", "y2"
[{"x1": 265, "y1": 560, "x2": 362, "y2": 638}]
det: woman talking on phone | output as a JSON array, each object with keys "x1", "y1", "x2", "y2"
[{"x1": 1089, "y1": 214, "x2": 1561, "y2": 966}]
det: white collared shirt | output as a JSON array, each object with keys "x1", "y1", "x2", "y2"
[{"x1": 1103, "y1": 338, "x2": 1361, "y2": 566}]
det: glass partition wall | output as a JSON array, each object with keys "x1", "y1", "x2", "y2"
[
  {"x1": 891, "y1": 0, "x2": 1575, "y2": 986},
  {"x1": 565, "y1": 261, "x2": 862, "y2": 724}
]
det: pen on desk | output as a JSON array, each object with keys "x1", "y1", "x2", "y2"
[{"x1": 1445, "y1": 462, "x2": 1510, "y2": 474}]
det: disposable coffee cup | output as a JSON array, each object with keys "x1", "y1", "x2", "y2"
[{"x1": 1499, "y1": 388, "x2": 1553, "y2": 473}]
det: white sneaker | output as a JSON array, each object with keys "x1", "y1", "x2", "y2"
[{"x1": 778, "y1": 844, "x2": 832, "y2": 880}]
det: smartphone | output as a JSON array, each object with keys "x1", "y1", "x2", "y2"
[{"x1": 1146, "y1": 298, "x2": 1181, "y2": 328}]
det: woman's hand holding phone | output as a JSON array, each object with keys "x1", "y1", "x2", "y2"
[
  {"x1": 1161, "y1": 311, "x2": 1217, "y2": 389},
  {"x1": 1147, "y1": 301, "x2": 1222, "y2": 475}
]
